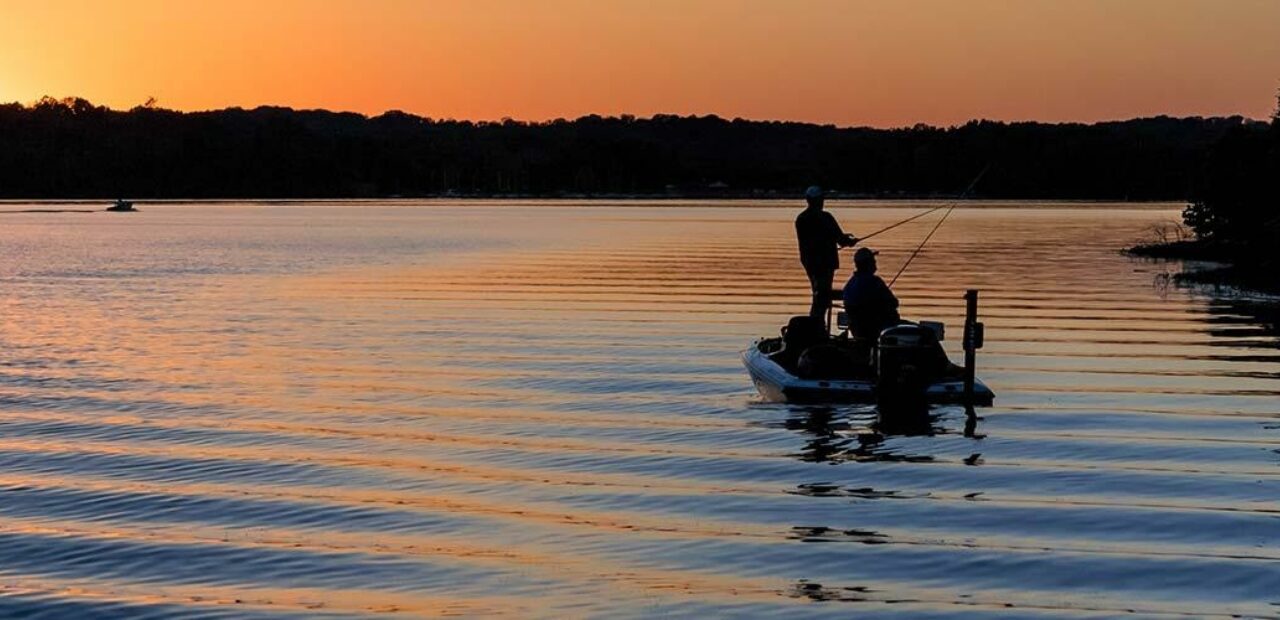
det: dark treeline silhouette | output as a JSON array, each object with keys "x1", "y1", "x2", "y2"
[
  {"x1": 1127, "y1": 93, "x2": 1279, "y2": 292},
  {"x1": 1182, "y1": 99, "x2": 1279, "y2": 243},
  {"x1": 1169, "y1": 95, "x2": 1279, "y2": 290},
  {"x1": 0, "y1": 96, "x2": 1260, "y2": 200}
]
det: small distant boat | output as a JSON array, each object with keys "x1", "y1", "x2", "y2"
[
  {"x1": 106, "y1": 199, "x2": 136, "y2": 212},
  {"x1": 743, "y1": 291, "x2": 995, "y2": 406}
]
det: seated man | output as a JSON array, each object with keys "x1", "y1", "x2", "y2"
[{"x1": 842, "y1": 247, "x2": 901, "y2": 340}]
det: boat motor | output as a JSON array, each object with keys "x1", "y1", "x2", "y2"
[{"x1": 875, "y1": 324, "x2": 945, "y2": 410}]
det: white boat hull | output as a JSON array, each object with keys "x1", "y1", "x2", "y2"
[{"x1": 742, "y1": 341, "x2": 994, "y2": 405}]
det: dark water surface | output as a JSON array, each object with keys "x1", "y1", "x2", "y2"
[{"x1": 0, "y1": 202, "x2": 1277, "y2": 618}]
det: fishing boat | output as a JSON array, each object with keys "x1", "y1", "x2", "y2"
[
  {"x1": 106, "y1": 199, "x2": 136, "y2": 212},
  {"x1": 750, "y1": 168, "x2": 996, "y2": 407},
  {"x1": 743, "y1": 291, "x2": 994, "y2": 406}
]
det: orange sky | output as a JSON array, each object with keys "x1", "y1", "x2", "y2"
[{"x1": 2, "y1": 0, "x2": 1278, "y2": 127}]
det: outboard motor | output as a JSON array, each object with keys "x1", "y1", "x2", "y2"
[{"x1": 875, "y1": 324, "x2": 944, "y2": 411}]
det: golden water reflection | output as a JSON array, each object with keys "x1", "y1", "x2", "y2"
[{"x1": 0, "y1": 202, "x2": 1276, "y2": 617}]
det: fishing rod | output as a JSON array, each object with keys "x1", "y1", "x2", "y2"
[
  {"x1": 883, "y1": 164, "x2": 991, "y2": 289},
  {"x1": 888, "y1": 204, "x2": 955, "y2": 288},
  {"x1": 854, "y1": 165, "x2": 991, "y2": 244},
  {"x1": 853, "y1": 205, "x2": 948, "y2": 243}
]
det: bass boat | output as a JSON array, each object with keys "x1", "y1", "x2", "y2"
[{"x1": 744, "y1": 290, "x2": 994, "y2": 406}]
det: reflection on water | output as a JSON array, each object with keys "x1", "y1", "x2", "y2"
[
  {"x1": 0, "y1": 201, "x2": 1277, "y2": 617},
  {"x1": 774, "y1": 405, "x2": 976, "y2": 465}
]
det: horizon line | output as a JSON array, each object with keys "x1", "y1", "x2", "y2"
[{"x1": 10, "y1": 95, "x2": 1271, "y2": 132}]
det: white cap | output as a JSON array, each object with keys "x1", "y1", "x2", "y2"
[{"x1": 805, "y1": 186, "x2": 824, "y2": 200}]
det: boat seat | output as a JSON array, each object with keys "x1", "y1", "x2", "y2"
[{"x1": 769, "y1": 315, "x2": 828, "y2": 371}]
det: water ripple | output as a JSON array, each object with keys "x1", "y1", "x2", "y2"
[{"x1": 0, "y1": 203, "x2": 1277, "y2": 616}]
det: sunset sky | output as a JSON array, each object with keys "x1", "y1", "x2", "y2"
[{"x1": 2, "y1": 0, "x2": 1278, "y2": 127}]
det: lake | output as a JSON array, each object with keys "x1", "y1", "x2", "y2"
[{"x1": 0, "y1": 201, "x2": 1277, "y2": 618}]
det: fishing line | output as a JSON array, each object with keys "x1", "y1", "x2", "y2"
[
  {"x1": 888, "y1": 203, "x2": 956, "y2": 288},
  {"x1": 880, "y1": 164, "x2": 991, "y2": 289},
  {"x1": 856, "y1": 164, "x2": 990, "y2": 244},
  {"x1": 855, "y1": 205, "x2": 948, "y2": 242}
]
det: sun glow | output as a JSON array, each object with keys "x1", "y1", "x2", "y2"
[{"x1": 0, "y1": 0, "x2": 1278, "y2": 126}]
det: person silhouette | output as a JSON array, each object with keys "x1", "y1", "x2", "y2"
[
  {"x1": 795, "y1": 186, "x2": 857, "y2": 322},
  {"x1": 842, "y1": 247, "x2": 900, "y2": 340}
]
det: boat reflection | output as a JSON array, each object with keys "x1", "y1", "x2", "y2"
[{"x1": 779, "y1": 404, "x2": 981, "y2": 464}]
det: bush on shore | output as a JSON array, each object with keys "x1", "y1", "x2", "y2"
[{"x1": 1128, "y1": 93, "x2": 1279, "y2": 293}]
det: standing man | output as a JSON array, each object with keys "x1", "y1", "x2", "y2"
[{"x1": 795, "y1": 185, "x2": 858, "y2": 322}]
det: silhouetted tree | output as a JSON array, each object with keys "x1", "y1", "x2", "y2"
[
  {"x1": 1182, "y1": 93, "x2": 1280, "y2": 245},
  {"x1": 1159, "y1": 91, "x2": 1280, "y2": 290}
]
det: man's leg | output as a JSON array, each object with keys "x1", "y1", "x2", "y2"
[{"x1": 807, "y1": 268, "x2": 834, "y2": 322}]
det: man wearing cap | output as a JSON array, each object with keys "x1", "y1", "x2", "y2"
[
  {"x1": 795, "y1": 186, "x2": 858, "y2": 321},
  {"x1": 842, "y1": 247, "x2": 900, "y2": 340}
]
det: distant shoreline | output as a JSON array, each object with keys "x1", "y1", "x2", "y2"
[{"x1": 0, "y1": 98, "x2": 1250, "y2": 203}]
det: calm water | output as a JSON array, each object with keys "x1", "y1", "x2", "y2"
[{"x1": 0, "y1": 202, "x2": 1277, "y2": 618}]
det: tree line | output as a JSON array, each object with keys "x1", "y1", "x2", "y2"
[
  {"x1": 1173, "y1": 95, "x2": 1279, "y2": 289},
  {"x1": 0, "y1": 96, "x2": 1261, "y2": 200},
  {"x1": 1182, "y1": 98, "x2": 1279, "y2": 243}
]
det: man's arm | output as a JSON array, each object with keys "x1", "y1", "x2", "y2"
[{"x1": 829, "y1": 214, "x2": 859, "y2": 247}]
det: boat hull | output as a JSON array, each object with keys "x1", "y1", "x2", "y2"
[{"x1": 742, "y1": 341, "x2": 994, "y2": 405}]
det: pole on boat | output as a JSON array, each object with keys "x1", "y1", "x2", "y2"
[{"x1": 962, "y1": 289, "x2": 983, "y2": 404}]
